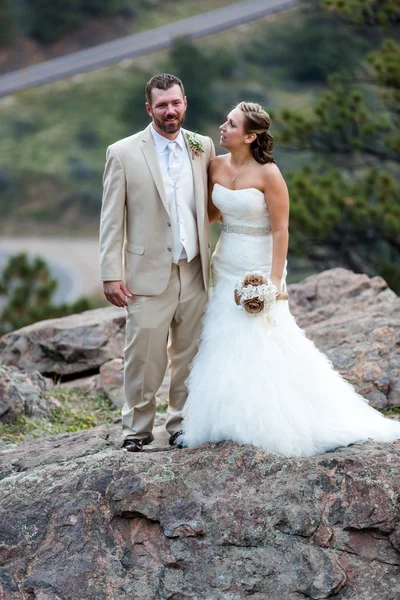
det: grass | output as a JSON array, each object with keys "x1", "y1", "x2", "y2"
[
  {"x1": 0, "y1": 384, "x2": 170, "y2": 445},
  {"x1": 2, "y1": 398, "x2": 398, "y2": 445},
  {"x1": 0, "y1": 387, "x2": 120, "y2": 445},
  {"x1": 156, "y1": 401, "x2": 168, "y2": 414},
  {"x1": 380, "y1": 406, "x2": 400, "y2": 417}
]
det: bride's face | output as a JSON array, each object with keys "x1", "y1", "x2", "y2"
[{"x1": 220, "y1": 107, "x2": 248, "y2": 149}]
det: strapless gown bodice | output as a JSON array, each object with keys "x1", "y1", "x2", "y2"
[
  {"x1": 212, "y1": 182, "x2": 271, "y2": 228},
  {"x1": 211, "y1": 184, "x2": 284, "y2": 286}
]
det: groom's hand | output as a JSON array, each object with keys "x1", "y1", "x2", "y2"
[{"x1": 103, "y1": 280, "x2": 133, "y2": 308}]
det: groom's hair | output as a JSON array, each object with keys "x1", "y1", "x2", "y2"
[{"x1": 145, "y1": 74, "x2": 185, "y2": 106}]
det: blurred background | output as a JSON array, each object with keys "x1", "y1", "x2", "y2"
[{"x1": 0, "y1": 0, "x2": 399, "y2": 335}]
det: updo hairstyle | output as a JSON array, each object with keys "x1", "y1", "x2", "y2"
[{"x1": 237, "y1": 101, "x2": 275, "y2": 164}]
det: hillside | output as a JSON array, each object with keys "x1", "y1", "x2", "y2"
[
  {"x1": 0, "y1": 0, "x2": 236, "y2": 74},
  {"x1": 0, "y1": 6, "x2": 327, "y2": 237},
  {"x1": 0, "y1": 0, "x2": 398, "y2": 289}
]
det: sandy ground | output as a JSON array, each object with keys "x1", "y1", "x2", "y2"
[{"x1": 0, "y1": 237, "x2": 102, "y2": 303}]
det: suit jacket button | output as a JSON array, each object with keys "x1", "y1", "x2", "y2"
[
  {"x1": 167, "y1": 247, "x2": 172, "y2": 252},
  {"x1": 167, "y1": 222, "x2": 171, "y2": 227}
]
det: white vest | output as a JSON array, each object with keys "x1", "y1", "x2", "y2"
[{"x1": 161, "y1": 144, "x2": 199, "y2": 264}]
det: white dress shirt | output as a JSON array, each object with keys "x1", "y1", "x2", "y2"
[{"x1": 151, "y1": 125, "x2": 198, "y2": 264}]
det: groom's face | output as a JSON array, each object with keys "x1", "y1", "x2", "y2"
[{"x1": 146, "y1": 84, "x2": 187, "y2": 138}]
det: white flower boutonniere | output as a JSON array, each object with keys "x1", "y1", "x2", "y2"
[{"x1": 185, "y1": 132, "x2": 205, "y2": 160}]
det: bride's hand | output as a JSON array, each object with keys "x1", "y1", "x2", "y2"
[{"x1": 270, "y1": 276, "x2": 282, "y2": 297}]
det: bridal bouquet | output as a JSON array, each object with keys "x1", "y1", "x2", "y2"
[{"x1": 234, "y1": 271, "x2": 288, "y2": 317}]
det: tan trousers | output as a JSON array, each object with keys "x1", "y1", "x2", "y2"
[{"x1": 122, "y1": 255, "x2": 208, "y2": 440}]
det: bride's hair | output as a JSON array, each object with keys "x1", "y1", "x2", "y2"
[{"x1": 237, "y1": 102, "x2": 275, "y2": 165}]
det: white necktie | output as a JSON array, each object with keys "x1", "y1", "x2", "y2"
[{"x1": 167, "y1": 141, "x2": 180, "y2": 183}]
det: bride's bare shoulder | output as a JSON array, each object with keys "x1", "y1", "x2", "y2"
[
  {"x1": 260, "y1": 161, "x2": 283, "y2": 178},
  {"x1": 260, "y1": 162, "x2": 287, "y2": 189},
  {"x1": 212, "y1": 154, "x2": 228, "y2": 163},
  {"x1": 209, "y1": 154, "x2": 228, "y2": 177},
  {"x1": 210, "y1": 154, "x2": 228, "y2": 167}
]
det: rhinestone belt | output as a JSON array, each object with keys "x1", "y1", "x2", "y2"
[{"x1": 222, "y1": 223, "x2": 272, "y2": 236}]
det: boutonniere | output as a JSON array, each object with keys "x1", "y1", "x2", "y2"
[{"x1": 185, "y1": 132, "x2": 205, "y2": 160}]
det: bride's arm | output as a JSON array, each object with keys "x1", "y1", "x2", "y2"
[
  {"x1": 262, "y1": 164, "x2": 290, "y2": 291},
  {"x1": 207, "y1": 158, "x2": 222, "y2": 224}
]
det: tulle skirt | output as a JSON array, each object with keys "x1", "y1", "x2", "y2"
[{"x1": 181, "y1": 235, "x2": 400, "y2": 458}]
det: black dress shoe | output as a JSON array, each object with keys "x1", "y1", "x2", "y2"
[
  {"x1": 122, "y1": 433, "x2": 154, "y2": 452},
  {"x1": 169, "y1": 430, "x2": 184, "y2": 448}
]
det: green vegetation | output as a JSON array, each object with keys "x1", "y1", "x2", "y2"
[
  {"x1": 275, "y1": 0, "x2": 400, "y2": 290},
  {"x1": 9, "y1": 0, "x2": 138, "y2": 44},
  {"x1": 323, "y1": 0, "x2": 400, "y2": 25},
  {"x1": 0, "y1": 253, "x2": 93, "y2": 334},
  {"x1": 243, "y1": 1, "x2": 371, "y2": 85},
  {"x1": 0, "y1": 387, "x2": 120, "y2": 444},
  {"x1": 0, "y1": 0, "x2": 17, "y2": 47},
  {"x1": 382, "y1": 406, "x2": 400, "y2": 416},
  {"x1": 125, "y1": 0, "x2": 237, "y2": 33},
  {"x1": 0, "y1": 385, "x2": 170, "y2": 444},
  {"x1": 3, "y1": 0, "x2": 236, "y2": 46}
]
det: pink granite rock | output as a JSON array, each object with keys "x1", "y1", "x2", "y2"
[
  {"x1": 0, "y1": 429, "x2": 398, "y2": 599},
  {"x1": 0, "y1": 365, "x2": 59, "y2": 422},
  {"x1": 288, "y1": 269, "x2": 400, "y2": 407},
  {"x1": 0, "y1": 306, "x2": 126, "y2": 376}
]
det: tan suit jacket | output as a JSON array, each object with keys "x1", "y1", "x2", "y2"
[{"x1": 100, "y1": 124, "x2": 215, "y2": 295}]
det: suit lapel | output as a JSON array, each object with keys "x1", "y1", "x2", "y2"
[
  {"x1": 183, "y1": 130, "x2": 205, "y2": 229},
  {"x1": 141, "y1": 124, "x2": 170, "y2": 217}
]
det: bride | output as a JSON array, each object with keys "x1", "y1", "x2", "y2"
[{"x1": 181, "y1": 101, "x2": 400, "y2": 458}]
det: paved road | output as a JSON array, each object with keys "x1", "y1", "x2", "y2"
[{"x1": 0, "y1": 0, "x2": 298, "y2": 97}]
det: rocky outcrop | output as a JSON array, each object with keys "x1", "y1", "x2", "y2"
[
  {"x1": 288, "y1": 268, "x2": 395, "y2": 319},
  {"x1": 98, "y1": 357, "x2": 170, "y2": 408},
  {"x1": 0, "y1": 365, "x2": 60, "y2": 423},
  {"x1": 60, "y1": 372, "x2": 103, "y2": 396},
  {"x1": 0, "y1": 306, "x2": 125, "y2": 376},
  {"x1": 60, "y1": 359, "x2": 170, "y2": 409},
  {"x1": 0, "y1": 425, "x2": 399, "y2": 600},
  {"x1": 99, "y1": 358, "x2": 124, "y2": 408},
  {"x1": 0, "y1": 269, "x2": 399, "y2": 599},
  {"x1": 0, "y1": 269, "x2": 398, "y2": 410},
  {"x1": 288, "y1": 269, "x2": 400, "y2": 408}
]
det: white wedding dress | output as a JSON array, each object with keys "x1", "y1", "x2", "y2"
[{"x1": 181, "y1": 183, "x2": 400, "y2": 457}]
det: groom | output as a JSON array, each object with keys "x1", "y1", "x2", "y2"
[{"x1": 99, "y1": 73, "x2": 215, "y2": 452}]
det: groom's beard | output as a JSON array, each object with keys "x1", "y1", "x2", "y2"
[{"x1": 153, "y1": 112, "x2": 186, "y2": 135}]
